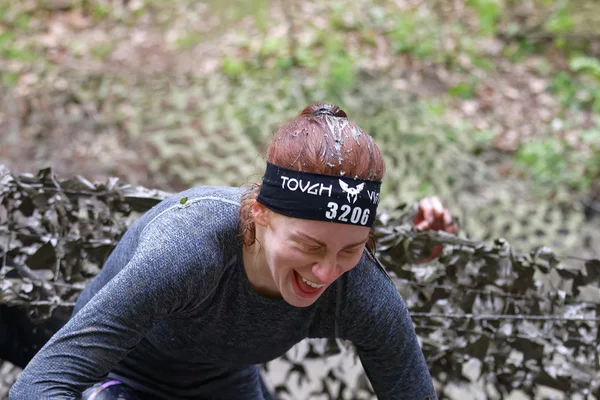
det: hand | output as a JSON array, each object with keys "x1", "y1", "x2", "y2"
[
  {"x1": 413, "y1": 196, "x2": 459, "y2": 262},
  {"x1": 414, "y1": 196, "x2": 459, "y2": 234}
]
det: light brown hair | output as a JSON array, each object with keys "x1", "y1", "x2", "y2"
[{"x1": 239, "y1": 103, "x2": 385, "y2": 251}]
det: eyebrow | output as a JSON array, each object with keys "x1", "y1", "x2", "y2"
[{"x1": 293, "y1": 232, "x2": 368, "y2": 249}]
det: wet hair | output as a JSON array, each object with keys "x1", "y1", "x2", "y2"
[{"x1": 239, "y1": 103, "x2": 386, "y2": 251}]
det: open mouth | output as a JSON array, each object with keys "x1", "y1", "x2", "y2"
[{"x1": 292, "y1": 270, "x2": 325, "y2": 298}]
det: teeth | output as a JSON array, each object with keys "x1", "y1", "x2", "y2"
[{"x1": 301, "y1": 276, "x2": 325, "y2": 289}]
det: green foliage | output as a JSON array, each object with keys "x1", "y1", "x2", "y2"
[
  {"x1": 13, "y1": 13, "x2": 30, "y2": 31},
  {"x1": 549, "y1": 71, "x2": 578, "y2": 105},
  {"x1": 92, "y1": 2, "x2": 111, "y2": 22},
  {"x1": 221, "y1": 56, "x2": 247, "y2": 77},
  {"x1": 91, "y1": 41, "x2": 115, "y2": 60},
  {"x1": 579, "y1": 126, "x2": 600, "y2": 184},
  {"x1": 251, "y1": 0, "x2": 269, "y2": 32},
  {"x1": 386, "y1": 11, "x2": 438, "y2": 60},
  {"x1": 293, "y1": 47, "x2": 317, "y2": 69},
  {"x1": 175, "y1": 33, "x2": 203, "y2": 50},
  {"x1": 259, "y1": 37, "x2": 286, "y2": 58},
  {"x1": 422, "y1": 99, "x2": 447, "y2": 117},
  {"x1": 515, "y1": 137, "x2": 565, "y2": 181},
  {"x1": 550, "y1": 70, "x2": 600, "y2": 112},
  {"x1": 448, "y1": 79, "x2": 478, "y2": 99},
  {"x1": 570, "y1": 55, "x2": 600, "y2": 80},
  {"x1": 329, "y1": 4, "x2": 360, "y2": 32},
  {"x1": 544, "y1": 1, "x2": 574, "y2": 36},
  {"x1": 503, "y1": 39, "x2": 543, "y2": 62},
  {"x1": 515, "y1": 133, "x2": 599, "y2": 192},
  {"x1": 544, "y1": 0, "x2": 574, "y2": 48},
  {"x1": 323, "y1": 35, "x2": 356, "y2": 92},
  {"x1": 1, "y1": 71, "x2": 19, "y2": 87},
  {"x1": 0, "y1": 6, "x2": 38, "y2": 64},
  {"x1": 466, "y1": 0, "x2": 501, "y2": 35},
  {"x1": 386, "y1": 13, "x2": 415, "y2": 54},
  {"x1": 0, "y1": 31, "x2": 15, "y2": 49},
  {"x1": 0, "y1": 31, "x2": 37, "y2": 62},
  {"x1": 0, "y1": 4, "x2": 30, "y2": 31}
]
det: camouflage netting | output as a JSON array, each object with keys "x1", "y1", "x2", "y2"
[{"x1": 1, "y1": 164, "x2": 599, "y2": 399}]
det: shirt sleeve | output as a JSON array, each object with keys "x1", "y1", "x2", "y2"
[
  {"x1": 342, "y1": 256, "x2": 438, "y2": 400},
  {"x1": 9, "y1": 216, "x2": 222, "y2": 400}
]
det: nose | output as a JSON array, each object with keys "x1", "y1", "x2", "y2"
[{"x1": 311, "y1": 257, "x2": 340, "y2": 285}]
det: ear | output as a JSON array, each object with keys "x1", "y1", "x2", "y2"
[{"x1": 252, "y1": 201, "x2": 270, "y2": 227}]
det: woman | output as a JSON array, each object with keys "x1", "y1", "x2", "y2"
[{"x1": 9, "y1": 104, "x2": 457, "y2": 400}]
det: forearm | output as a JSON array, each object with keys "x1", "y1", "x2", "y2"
[
  {"x1": 9, "y1": 252, "x2": 164, "y2": 398},
  {"x1": 357, "y1": 329, "x2": 437, "y2": 399},
  {"x1": 347, "y1": 267, "x2": 437, "y2": 399},
  {"x1": 9, "y1": 301, "x2": 150, "y2": 399}
]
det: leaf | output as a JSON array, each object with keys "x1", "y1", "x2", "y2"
[
  {"x1": 466, "y1": 335, "x2": 489, "y2": 360},
  {"x1": 25, "y1": 241, "x2": 57, "y2": 270},
  {"x1": 510, "y1": 337, "x2": 544, "y2": 361},
  {"x1": 21, "y1": 281, "x2": 33, "y2": 293},
  {"x1": 585, "y1": 259, "x2": 600, "y2": 280},
  {"x1": 324, "y1": 339, "x2": 342, "y2": 357},
  {"x1": 535, "y1": 369, "x2": 571, "y2": 391},
  {"x1": 460, "y1": 292, "x2": 477, "y2": 312},
  {"x1": 286, "y1": 362, "x2": 308, "y2": 386},
  {"x1": 61, "y1": 176, "x2": 97, "y2": 191},
  {"x1": 18, "y1": 195, "x2": 35, "y2": 216},
  {"x1": 570, "y1": 56, "x2": 600, "y2": 80},
  {"x1": 273, "y1": 384, "x2": 289, "y2": 395},
  {"x1": 304, "y1": 342, "x2": 325, "y2": 359}
]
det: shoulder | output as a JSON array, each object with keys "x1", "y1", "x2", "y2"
[
  {"x1": 339, "y1": 252, "x2": 412, "y2": 338},
  {"x1": 124, "y1": 187, "x2": 246, "y2": 306},
  {"x1": 137, "y1": 186, "x2": 243, "y2": 243},
  {"x1": 344, "y1": 251, "x2": 398, "y2": 305},
  {"x1": 128, "y1": 185, "x2": 245, "y2": 277},
  {"x1": 143, "y1": 185, "x2": 243, "y2": 223}
]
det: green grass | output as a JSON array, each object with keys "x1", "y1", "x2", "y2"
[
  {"x1": 1, "y1": 0, "x2": 598, "y2": 199},
  {"x1": 515, "y1": 131, "x2": 600, "y2": 192}
]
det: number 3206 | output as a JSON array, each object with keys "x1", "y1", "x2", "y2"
[{"x1": 325, "y1": 202, "x2": 370, "y2": 225}]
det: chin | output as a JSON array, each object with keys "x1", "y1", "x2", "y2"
[
  {"x1": 283, "y1": 294, "x2": 319, "y2": 308},
  {"x1": 283, "y1": 293, "x2": 319, "y2": 308}
]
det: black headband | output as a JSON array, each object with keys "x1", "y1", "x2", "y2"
[{"x1": 256, "y1": 162, "x2": 381, "y2": 227}]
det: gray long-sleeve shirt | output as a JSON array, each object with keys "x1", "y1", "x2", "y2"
[{"x1": 9, "y1": 186, "x2": 437, "y2": 400}]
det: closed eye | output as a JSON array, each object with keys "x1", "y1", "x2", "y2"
[
  {"x1": 342, "y1": 245, "x2": 364, "y2": 254},
  {"x1": 296, "y1": 244, "x2": 322, "y2": 253}
]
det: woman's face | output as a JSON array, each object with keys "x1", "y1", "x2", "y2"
[{"x1": 252, "y1": 206, "x2": 370, "y2": 307}]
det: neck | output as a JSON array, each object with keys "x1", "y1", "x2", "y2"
[{"x1": 242, "y1": 240, "x2": 281, "y2": 298}]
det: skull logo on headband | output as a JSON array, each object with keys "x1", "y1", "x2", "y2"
[{"x1": 338, "y1": 180, "x2": 365, "y2": 204}]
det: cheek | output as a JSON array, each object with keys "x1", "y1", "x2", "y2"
[
  {"x1": 269, "y1": 244, "x2": 312, "y2": 269},
  {"x1": 339, "y1": 253, "x2": 364, "y2": 272}
]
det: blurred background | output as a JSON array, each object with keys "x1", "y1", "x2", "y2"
[{"x1": 0, "y1": 0, "x2": 599, "y2": 398}]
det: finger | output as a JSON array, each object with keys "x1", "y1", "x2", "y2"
[
  {"x1": 443, "y1": 210, "x2": 452, "y2": 226},
  {"x1": 414, "y1": 205, "x2": 425, "y2": 225},
  {"x1": 420, "y1": 197, "x2": 433, "y2": 223},
  {"x1": 415, "y1": 220, "x2": 430, "y2": 230},
  {"x1": 430, "y1": 196, "x2": 444, "y2": 220},
  {"x1": 443, "y1": 211, "x2": 459, "y2": 234},
  {"x1": 442, "y1": 210, "x2": 454, "y2": 233}
]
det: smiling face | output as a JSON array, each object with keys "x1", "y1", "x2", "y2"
[{"x1": 244, "y1": 203, "x2": 370, "y2": 307}]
